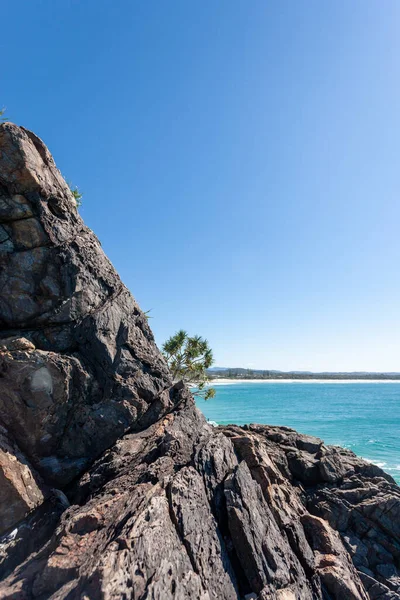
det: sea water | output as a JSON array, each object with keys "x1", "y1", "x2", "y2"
[{"x1": 195, "y1": 381, "x2": 400, "y2": 484}]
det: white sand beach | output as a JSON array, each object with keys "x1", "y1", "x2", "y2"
[{"x1": 209, "y1": 378, "x2": 400, "y2": 385}]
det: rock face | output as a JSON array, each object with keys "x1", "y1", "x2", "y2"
[
  {"x1": 0, "y1": 124, "x2": 399, "y2": 599},
  {"x1": 0, "y1": 123, "x2": 175, "y2": 496}
]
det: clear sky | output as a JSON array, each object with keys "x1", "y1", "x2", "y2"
[{"x1": 2, "y1": 1, "x2": 400, "y2": 371}]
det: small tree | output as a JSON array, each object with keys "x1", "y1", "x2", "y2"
[
  {"x1": 162, "y1": 330, "x2": 216, "y2": 400},
  {"x1": 0, "y1": 108, "x2": 7, "y2": 122},
  {"x1": 69, "y1": 184, "x2": 83, "y2": 207}
]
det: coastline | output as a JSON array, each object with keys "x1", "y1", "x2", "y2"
[
  {"x1": 200, "y1": 379, "x2": 400, "y2": 484},
  {"x1": 209, "y1": 378, "x2": 400, "y2": 385}
]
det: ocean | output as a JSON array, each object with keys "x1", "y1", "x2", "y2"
[{"x1": 195, "y1": 381, "x2": 400, "y2": 484}]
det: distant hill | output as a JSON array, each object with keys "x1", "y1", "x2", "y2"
[{"x1": 207, "y1": 367, "x2": 400, "y2": 380}]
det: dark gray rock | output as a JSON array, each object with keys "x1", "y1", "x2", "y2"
[
  {"x1": 225, "y1": 424, "x2": 400, "y2": 600},
  {"x1": 224, "y1": 460, "x2": 314, "y2": 598},
  {"x1": 0, "y1": 123, "x2": 173, "y2": 497},
  {"x1": 169, "y1": 465, "x2": 238, "y2": 598}
]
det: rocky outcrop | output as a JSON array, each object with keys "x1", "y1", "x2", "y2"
[
  {"x1": 1, "y1": 401, "x2": 399, "y2": 599},
  {"x1": 0, "y1": 123, "x2": 175, "y2": 497},
  {"x1": 0, "y1": 124, "x2": 399, "y2": 599},
  {"x1": 224, "y1": 425, "x2": 400, "y2": 599}
]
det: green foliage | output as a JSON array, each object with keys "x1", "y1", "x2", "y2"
[
  {"x1": 68, "y1": 184, "x2": 83, "y2": 208},
  {"x1": 0, "y1": 108, "x2": 7, "y2": 122},
  {"x1": 162, "y1": 330, "x2": 216, "y2": 400}
]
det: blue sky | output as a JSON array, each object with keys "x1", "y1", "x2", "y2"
[{"x1": 2, "y1": 1, "x2": 400, "y2": 371}]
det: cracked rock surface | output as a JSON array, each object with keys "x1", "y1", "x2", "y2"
[
  {"x1": 0, "y1": 124, "x2": 399, "y2": 599},
  {"x1": 0, "y1": 123, "x2": 173, "y2": 494}
]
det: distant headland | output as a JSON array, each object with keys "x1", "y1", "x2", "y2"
[{"x1": 207, "y1": 367, "x2": 400, "y2": 380}]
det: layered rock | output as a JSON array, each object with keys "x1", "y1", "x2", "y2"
[
  {"x1": 1, "y1": 400, "x2": 399, "y2": 599},
  {"x1": 0, "y1": 124, "x2": 399, "y2": 599},
  {"x1": 0, "y1": 123, "x2": 175, "y2": 499}
]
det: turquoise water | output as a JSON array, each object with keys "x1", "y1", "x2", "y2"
[{"x1": 195, "y1": 382, "x2": 400, "y2": 484}]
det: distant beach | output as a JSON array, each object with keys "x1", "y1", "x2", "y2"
[{"x1": 210, "y1": 378, "x2": 400, "y2": 385}]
